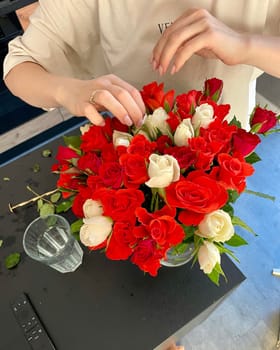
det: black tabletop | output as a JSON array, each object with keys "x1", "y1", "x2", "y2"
[{"x1": 0, "y1": 131, "x2": 245, "y2": 350}]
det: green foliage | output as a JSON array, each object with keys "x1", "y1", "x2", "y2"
[
  {"x1": 232, "y1": 216, "x2": 257, "y2": 236},
  {"x1": 207, "y1": 263, "x2": 226, "y2": 286},
  {"x1": 5, "y1": 252, "x2": 21, "y2": 269},
  {"x1": 225, "y1": 233, "x2": 248, "y2": 247},
  {"x1": 63, "y1": 135, "x2": 82, "y2": 151},
  {"x1": 39, "y1": 203, "x2": 55, "y2": 217},
  {"x1": 245, "y1": 152, "x2": 261, "y2": 164}
]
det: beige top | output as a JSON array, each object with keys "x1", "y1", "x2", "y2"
[{"x1": 4, "y1": 0, "x2": 280, "y2": 128}]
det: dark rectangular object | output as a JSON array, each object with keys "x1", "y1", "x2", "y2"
[
  {"x1": 0, "y1": 0, "x2": 37, "y2": 16},
  {"x1": 0, "y1": 130, "x2": 246, "y2": 350}
]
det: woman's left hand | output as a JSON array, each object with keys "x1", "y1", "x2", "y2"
[{"x1": 151, "y1": 8, "x2": 248, "y2": 75}]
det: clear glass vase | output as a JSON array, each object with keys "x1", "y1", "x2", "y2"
[{"x1": 161, "y1": 243, "x2": 195, "y2": 267}]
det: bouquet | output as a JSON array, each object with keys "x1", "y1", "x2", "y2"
[{"x1": 51, "y1": 78, "x2": 279, "y2": 284}]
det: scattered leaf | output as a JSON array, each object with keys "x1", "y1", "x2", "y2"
[
  {"x1": 56, "y1": 200, "x2": 73, "y2": 213},
  {"x1": 40, "y1": 203, "x2": 55, "y2": 217},
  {"x1": 3, "y1": 177, "x2": 10, "y2": 181},
  {"x1": 50, "y1": 192, "x2": 61, "y2": 203},
  {"x1": 5, "y1": 252, "x2": 21, "y2": 269},
  {"x1": 42, "y1": 149, "x2": 52, "y2": 157},
  {"x1": 0, "y1": 240, "x2": 3, "y2": 247},
  {"x1": 32, "y1": 163, "x2": 40, "y2": 173},
  {"x1": 37, "y1": 199, "x2": 43, "y2": 211}
]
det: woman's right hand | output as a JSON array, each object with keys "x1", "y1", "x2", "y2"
[{"x1": 57, "y1": 74, "x2": 146, "y2": 127}]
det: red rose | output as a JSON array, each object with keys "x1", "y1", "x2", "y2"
[
  {"x1": 57, "y1": 172, "x2": 81, "y2": 192},
  {"x1": 250, "y1": 106, "x2": 278, "y2": 133},
  {"x1": 127, "y1": 134, "x2": 157, "y2": 159},
  {"x1": 93, "y1": 188, "x2": 144, "y2": 222},
  {"x1": 164, "y1": 146, "x2": 195, "y2": 170},
  {"x1": 200, "y1": 119, "x2": 237, "y2": 154},
  {"x1": 203, "y1": 78, "x2": 223, "y2": 102},
  {"x1": 110, "y1": 116, "x2": 129, "y2": 133},
  {"x1": 99, "y1": 161, "x2": 123, "y2": 189},
  {"x1": 166, "y1": 111, "x2": 181, "y2": 132},
  {"x1": 106, "y1": 221, "x2": 137, "y2": 260},
  {"x1": 77, "y1": 152, "x2": 101, "y2": 174},
  {"x1": 188, "y1": 137, "x2": 216, "y2": 170},
  {"x1": 55, "y1": 146, "x2": 79, "y2": 164},
  {"x1": 80, "y1": 122, "x2": 111, "y2": 152},
  {"x1": 86, "y1": 175, "x2": 105, "y2": 191},
  {"x1": 72, "y1": 186, "x2": 92, "y2": 217},
  {"x1": 101, "y1": 143, "x2": 119, "y2": 162},
  {"x1": 131, "y1": 239, "x2": 164, "y2": 276},
  {"x1": 206, "y1": 100, "x2": 230, "y2": 121},
  {"x1": 156, "y1": 135, "x2": 173, "y2": 153},
  {"x1": 166, "y1": 171, "x2": 228, "y2": 214},
  {"x1": 232, "y1": 129, "x2": 261, "y2": 156},
  {"x1": 175, "y1": 90, "x2": 202, "y2": 119},
  {"x1": 216, "y1": 153, "x2": 254, "y2": 193},
  {"x1": 140, "y1": 81, "x2": 175, "y2": 112},
  {"x1": 119, "y1": 153, "x2": 148, "y2": 188}
]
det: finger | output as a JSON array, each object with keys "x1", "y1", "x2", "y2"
[
  {"x1": 109, "y1": 84, "x2": 144, "y2": 126},
  {"x1": 172, "y1": 31, "x2": 214, "y2": 73},
  {"x1": 83, "y1": 102, "x2": 106, "y2": 126},
  {"x1": 88, "y1": 89, "x2": 134, "y2": 126},
  {"x1": 156, "y1": 18, "x2": 210, "y2": 74},
  {"x1": 108, "y1": 75, "x2": 146, "y2": 115}
]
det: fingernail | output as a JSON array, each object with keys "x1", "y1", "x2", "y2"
[
  {"x1": 152, "y1": 59, "x2": 158, "y2": 71},
  {"x1": 158, "y1": 65, "x2": 164, "y2": 76},
  {"x1": 124, "y1": 115, "x2": 133, "y2": 126},
  {"x1": 170, "y1": 64, "x2": 177, "y2": 75}
]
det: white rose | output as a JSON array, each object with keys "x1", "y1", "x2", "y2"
[
  {"x1": 82, "y1": 199, "x2": 103, "y2": 219},
  {"x1": 143, "y1": 107, "x2": 170, "y2": 140},
  {"x1": 174, "y1": 118, "x2": 194, "y2": 146},
  {"x1": 192, "y1": 103, "x2": 215, "y2": 130},
  {"x1": 80, "y1": 123, "x2": 91, "y2": 135},
  {"x1": 112, "y1": 130, "x2": 132, "y2": 148},
  {"x1": 145, "y1": 154, "x2": 180, "y2": 188},
  {"x1": 198, "y1": 241, "x2": 221, "y2": 274},
  {"x1": 197, "y1": 210, "x2": 234, "y2": 243},
  {"x1": 80, "y1": 216, "x2": 113, "y2": 247}
]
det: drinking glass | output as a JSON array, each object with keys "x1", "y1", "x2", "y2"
[{"x1": 23, "y1": 214, "x2": 83, "y2": 273}]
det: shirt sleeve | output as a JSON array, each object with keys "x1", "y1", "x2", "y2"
[{"x1": 3, "y1": 0, "x2": 98, "y2": 79}]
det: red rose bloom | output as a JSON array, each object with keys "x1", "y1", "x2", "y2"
[
  {"x1": 119, "y1": 153, "x2": 148, "y2": 188},
  {"x1": 166, "y1": 171, "x2": 228, "y2": 217},
  {"x1": 203, "y1": 78, "x2": 223, "y2": 102},
  {"x1": 93, "y1": 188, "x2": 144, "y2": 222},
  {"x1": 55, "y1": 146, "x2": 79, "y2": 164},
  {"x1": 216, "y1": 153, "x2": 254, "y2": 193},
  {"x1": 77, "y1": 152, "x2": 101, "y2": 174},
  {"x1": 80, "y1": 122, "x2": 111, "y2": 152},
  {"x1": 99, "y1": 161, "x2": 123, "y2": 189},
  {"x1": 131, "y1": 239, "x2": 164, "y2": 277},
  {"x1": 175, "y1": 90, "x2": 202, "y2": 119},
  {"x1": 232, "y1": 128, "x2": 261, "y2": 156},
  {"x1": 250, "y1": 106, "x2": 278, "y2": 133},
  {"x1": 127, "y1": 134, "x2": 157, "y2": 159},
  {"x1": 140, "y1": 81, "x2": 175, "y2": 112},
  {"x1": 106, "y1": 221, "x2": 137, "y2": 260}
]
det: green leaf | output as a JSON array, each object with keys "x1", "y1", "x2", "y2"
[
  {"x1": 56, "y1": 200, "x2": 73, "y2": 213},
  {"x1": 5, "y1": 252, "x2": 21, "y2": 269},
  {"x1": 0, "y1": 239, "x2": 3, "y2": 247},
  {"x1": 207, "y1": 263, "x2": 226, "y2": 286},
  {"x1": 71, "y1": 219, "x2": 83, "y2": 234},
  {"x1": 32, "y1": 163, "x2": 40, "y2": 173},
  {"x1": 222, "y1": 203, "x2": 234, "y2": 217},
  {"x1": 245, "y1": 152, "x2": 261, "y2": 164},
  {"x1": 250, "y1": 122, "x2": 262, "y2": 133},
  {"x1": 37, "y1": 199, "x2": 43, "y2": 211},
  {"x1": 40, "y1": 203, "x2": 55, "y2": 217},
  {"x1": 232, "y1": 216, "x2": 257, "y2": 236},
  {"x1": 63, "y1": 135, "x2": 82, "y2": 150},
  {"x1": 181, "y1": 224, "x2": 195, "y2": 239},
  {"x1": 50, "y1": 192, "x2": 61, "y2": 203},
  {"x1": 227, "y1": 190, "x2": 239, "y2": 203},
  {"x1": 225, "y1": 233, "x2": 248, "y2": 247},
  {"x1": 41, "y1": 149, "x2": 52, "y2": 157},
  {"x1": 3, "y1": 177, "x2": 10, "y2": 181},
  {"x1": 245, "y1": 189, "x2": 275, "y2": 201},
  {"x1": 229, "y1": 116, "x2": 242, "y2": 128}
]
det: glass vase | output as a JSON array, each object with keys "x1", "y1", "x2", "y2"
[{"x1": 161, "y1": 243, "x2": 195, "y2": 267}]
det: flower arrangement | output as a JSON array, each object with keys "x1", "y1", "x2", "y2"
[{"x1": 52, "y1": 78, "x2": 279, "y2": 284}]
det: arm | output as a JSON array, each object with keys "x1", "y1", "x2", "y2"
[
  {"x1": 4, "y1": 62, "x2": 145, "y2": 127},
  {"x1": 151, "y1": 8, "x2": 280, "y2": 78}
]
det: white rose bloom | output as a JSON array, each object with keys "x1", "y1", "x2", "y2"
[
  {"x1": 145, "y1": 154, "x2": 180, "y2": 188},
  {"x1": 197, "y1": 210, "x2": 234, "y2": 243},
  {"x1": 80, "y1": 123, "x2": 91, "y2": 135},
  {"x1": 80, "y1": 216, "x2": 113, "y2": 247},
  {"x1": 112, "y1": 130, "x2": 132, "y2": 148},
  {"x1": 143, "y1": 107, "x2": 170, "y2": 140},
  {"x1": 192, "y1": 103, "x2": 215, "y2": 130},
  {"x1": 83, "y1": 199, "x2": 103, "y2": 219},
  {"x1": 198, "y1": 241, "x2": 221, "y2": 274},
  {"x1": 174, "y1": 118, "x2": 194, "y2": 146}
]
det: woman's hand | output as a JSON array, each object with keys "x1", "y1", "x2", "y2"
[
  {"x1": 57, "y1": 74, "x2": 146, "y2": 127},
  {"x1": 151, "y1": 8, "x2": 249, "y2": 75}
]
